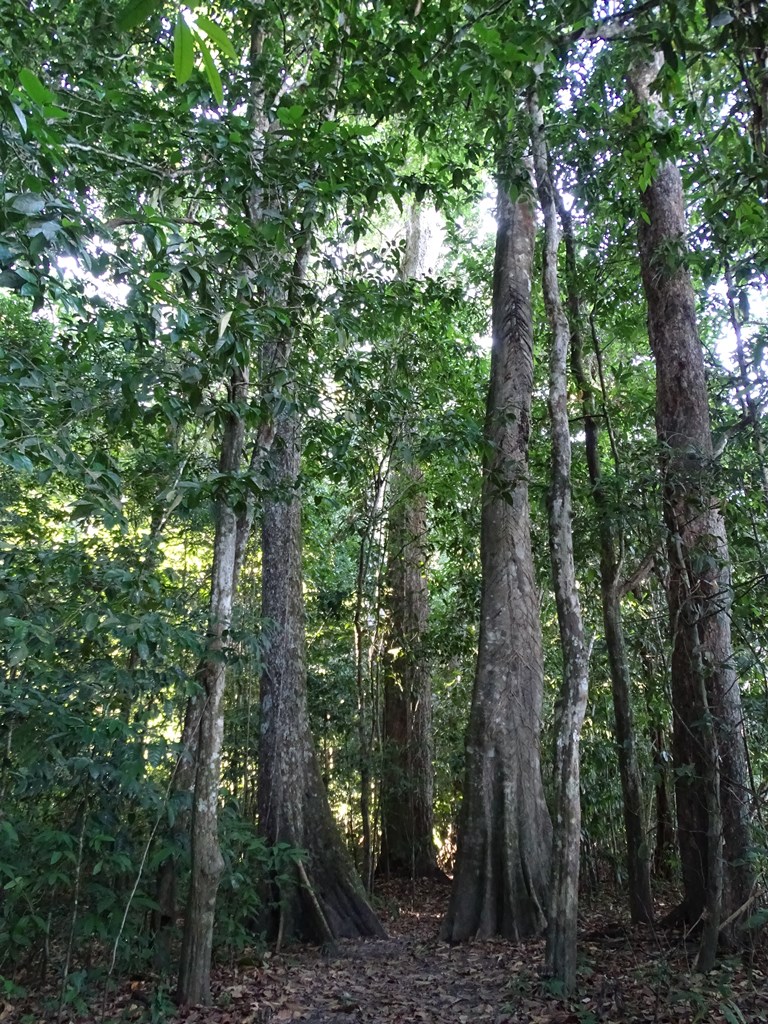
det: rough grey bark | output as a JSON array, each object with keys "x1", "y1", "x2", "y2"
[
  {"x1": 529, "y1": 93, "x2": 590, "y2": 994},
  {"x1": 258, "y1": 404, "x2": 386, "y2": 942},
  {"x1": 379, "y1": 463, "x2": 437, "y2": 878},
  {"x1": 441, "y1": 177, "x2": 551, "y2": 943},
  {"x1": 177, "y1": 371, "x2": 248, "y2": 1005},
  {"x1": 631, "y1": 59, "x2": 753, "y2": 947},
  {"x1": 557, "y1": 199, "x2": 653, "y2": 924}
]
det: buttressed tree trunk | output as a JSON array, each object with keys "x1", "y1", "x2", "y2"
[
  {"x1": 379, "y1": 462, "x2": 437, "y2": 878},
  {"x1": 441, "y1": 176, "x2": 552, "y2": 943},
  {"x1": 258, "y1": 400, "x2": 385, "y2": 942},
  {"x1": 631, "y1": 58, "x2": 753, "y2": 950}
]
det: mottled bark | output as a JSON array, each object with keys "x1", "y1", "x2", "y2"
[
  {"x1": 632, "y1": 61, "x2": 753, "y2": 942},
  {"x1": 258, "y1": 407, "x2": 385, "y2": 942},
  {"x1": 557, "y1": 199, "x2": 653, "y2": 924},
  {"x1": 177, "y1": 372, "x2": 248, "y2": 1005},
  {"x1": 441, "y1": 177, "x2": 551, "y2": 943},
  {"x1": 530, "y1": 94, "x2": 589, "y2": 995},
  {"x1": 379, "y1": 464, "x2": 437, "y2": 878}
]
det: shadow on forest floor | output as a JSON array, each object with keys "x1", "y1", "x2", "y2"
[{"x1": 7, "y1": 879, "x2": 768, "y2": 1023}]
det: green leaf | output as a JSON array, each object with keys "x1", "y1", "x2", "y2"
[
  {"x1": 195, "y1": 15, "x2": 237, "y2": 61},
  {"x1": 195, "y1": 33, "x2": 224, "y2": 105},
  {"x1": 117, "y1": 0, "x2": 163, "y2": 31},
  {"x1": 18, "y1": 69, "x2": 55, "y2": 106},
  {"x1": 10, "y1": 101, "x2": 27, "y2": 134},
  {"x1": 218, "y1": 310, "x2": 233, "y2": 337},
  {"x1": 174, "y1": 13, "x2": 194, "y2": 86},
  {"x1": 276, "y1": 104, "x2": 305, "y2": 127},
  {"x1": 5, "y1": 195, "x2": 44, "y2": 226},
  {"x1": 711, "y1": 9, "x2": 734, "y2": 26},
  {"x1": 8, "y1": 643, "x2": 28, "y2": 667}
]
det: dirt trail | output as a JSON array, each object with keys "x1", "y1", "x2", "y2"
[
  {"x1": 208, "y1": 880, "x2": 545, "y2": 1024},
  {"x1": 178, "y1": 880, "x2": 768, "y2": 1024},
  {"x1": 15, "y1": 880, "x2": 767, "y2": 1023}
]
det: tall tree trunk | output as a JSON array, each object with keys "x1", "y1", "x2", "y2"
[
  {"x1": 379, "y1": 203, "x2": 438, "y2": 880},
  {"x1": 379, "y1": 463, "x2": 437, "y2": 878},
  {"x1": 557, "y1": 200, "x2": 653, "y2": 924},
  {"x1": 529, "y1": 93, "x2": 589, "y2": 995},
  {"x1": 173, "y1": 19, "x2": 273, "y2": 998},
  {"x1": 441, "y1": 175, "x2": 551, "y2": 943},
  {"x1": 630, "y1": 58, "x2": 753, "y2": 949},
  {"x1": 258, "y1": 401, "x2": 385, "y2": 942},
  {"x1": 177, "y1": 371, "x2": 248, "y2": 1005}
]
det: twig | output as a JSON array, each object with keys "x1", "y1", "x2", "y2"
[
  {"x1": 718, "y1": 885, "x2": 763, "y2": 933},
  {"x1": 296, "y1": 858, "x2": 336, "y2": 951}
]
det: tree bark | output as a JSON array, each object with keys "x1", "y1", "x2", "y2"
[
  {"x1": 177, "y1": 371, "x2": 248, "y2": 1005},
  {"x1": 379, "y1": 203, "x2": 438, "y2": 880},
  {"x1": 441, "y1": 176, "x2": 551, "y2": 943},
  {"x1": 379, "y1": 463, "x2": 438, "y2": 878},
  {"x1": 557, "y1": 199, "x2": 653, "y2": 924},
  {"x1": 174, "y1": 18, "x2": 274, "y2": 999},
  {"x1": 631, "y1": 59, "x2": 753, "y2": 945},
  {"x1": 258, "y1": 403, "x2": 385, "y2": 942},
  {"x1": 529, "y1": 93, "x2": 590, "y2": 995}
]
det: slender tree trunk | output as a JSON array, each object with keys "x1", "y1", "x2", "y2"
[
  {"x1": 441, "y1": 173, "x2": 551, "y2": 943},
  {"x1": 529, "y1": 93, "x2": 589, "y2": 995},
  {"x1": 352, "y1": 472, "x2": 387, "y2": 893},
  {"x1": 630, "y1": 58, "x2": 753, "y2": 947},
  {"x1": 557, "y1": 200, "x2": 653, "y2": 923},
  {"x1": 725, "y1": 264, "x2": 768, "y2": 509},
  {"x1": 257, "y1": 402, "x2": 386, "y2": 942},
  {"x1": 153, "y1": 693, "x2": 201, "y2": 969},
  {"x1": 177, "y1": 371, "x2": 248, "y2": 1005},
  {"x1": 379, "y1": 463, "x2": 437, "y2": 877}
]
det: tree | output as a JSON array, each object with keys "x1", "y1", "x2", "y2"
[
  {"x1": 379, "y1": 203, "x2": 439, "y2": 880},
  {"x1": 441, "y1": 171, "x2": 552, "y2": 943},
  {"x1": 176, "y1": 370, "x2": 249, "y2": 1005},
  {"x1": 379, "y1": 460, "x2": 437, "y2": 878},
  {"x1": 530, "y1": 92, "x2": 589, "y2": 992},
  {"x1": 630, "y1": 54, "x2": 753, "y2": 960},
  {"x1": 557, "y1": 186, "x2": 653, "y2": 925},
  {"x1": 258, "y1": 395, "x2": 385, "y2": 942}
]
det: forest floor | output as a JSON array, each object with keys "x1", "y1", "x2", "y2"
[{"x1": 7, "y1": 879, "x2": 768, "y2": 1024}]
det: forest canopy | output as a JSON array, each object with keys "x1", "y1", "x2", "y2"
[{"x1": 1, "y1": 0, "x2": 767, "y2": 1015}]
